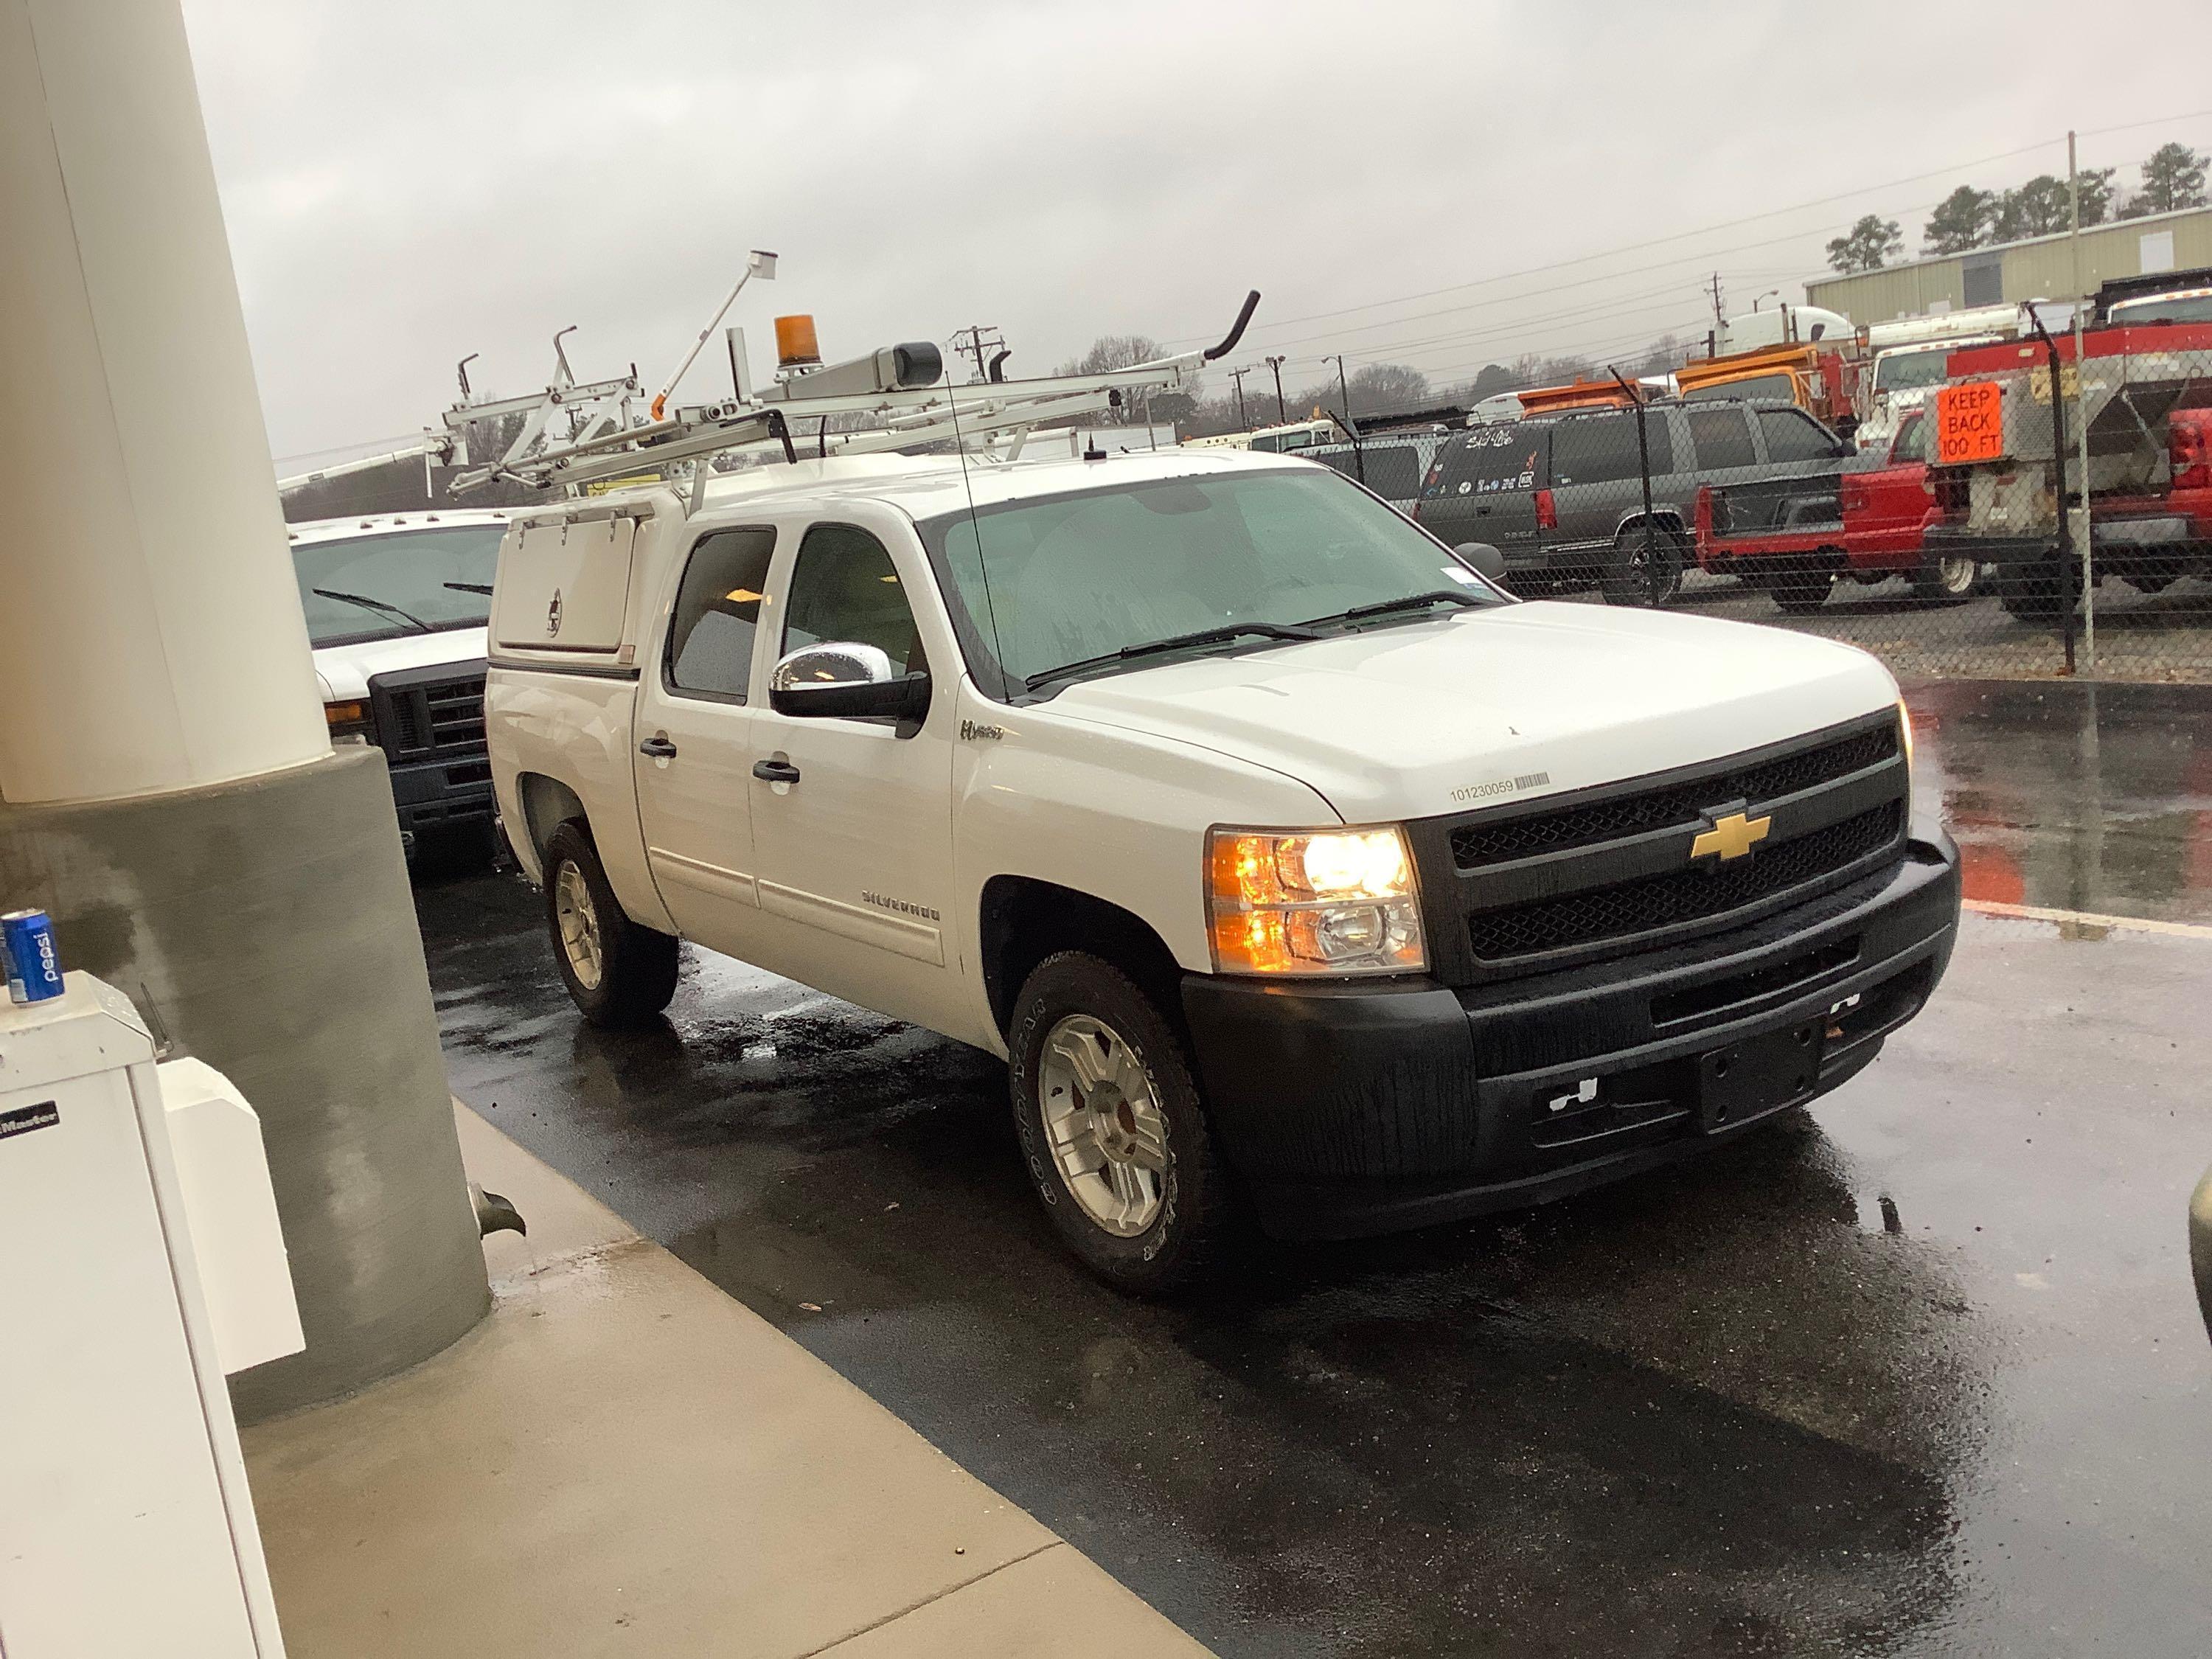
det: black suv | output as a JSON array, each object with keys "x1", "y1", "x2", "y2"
[{"x1": 1415, "y1": 400, "x2": 1851, "y2": 603}]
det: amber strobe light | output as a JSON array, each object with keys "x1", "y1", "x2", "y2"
[{"x1": 1208, "y1": 827, "x2": 1427, "y2": 976}]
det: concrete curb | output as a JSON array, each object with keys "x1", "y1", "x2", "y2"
[{"x1": 237, "y1": 1102, "x2": 1210, "y2": 1658}]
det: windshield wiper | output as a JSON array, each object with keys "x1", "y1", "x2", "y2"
[
  {"x1": 1303, "y1": 589, "x2": 1487, "y2": 629},
  {"x1": 313, "y1": 588, "x2": 431, "y2": 633},
  {"x1": 443, "y1": 580, "x2": 495, "y2": 596},
  {"x1": 1024, "y1": 621, "x2": 1323, "y2": 691}
]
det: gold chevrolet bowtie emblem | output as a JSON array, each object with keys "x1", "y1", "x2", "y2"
[{"x1": 1692, "y1": 810, "x2": 1772, "y2": 862}]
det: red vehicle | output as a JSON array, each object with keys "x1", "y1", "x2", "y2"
[{"x1": 1692, "y1": 411, "x2": 1972, "y2": 613}]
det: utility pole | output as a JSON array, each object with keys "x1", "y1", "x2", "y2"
[
  {"x1": 1265, "y1": 354, "x2": 1288, "y2": 424},
  {"x1": 1708, "y1": 272, "x2": 1726, "y2": 352},
  {"x1": 950, "y1": 323, "x2": 1006, "y2": 384},
  {"x1": 2068, "y1": 130, "x2": 2096, "y2": 668},
  {"x1": 1329, "y1": 355, "x2": 1363, "y2": 483},
  {"x1": 1228, "y1": 366, "x2": 1251, "y2": 429}
]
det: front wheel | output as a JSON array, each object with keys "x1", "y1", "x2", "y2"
[
  {"x1": 542, "y1": 820, "x2": 679, "y2": 1027},
  {"x1": 1008, "y1": 953, "x2": 1236, "y2": 1293}
]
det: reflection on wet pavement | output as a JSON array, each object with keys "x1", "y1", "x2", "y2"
[
  {"x1": 1911, "y1": 680, "x2": 2212, "y2": 927},
  {"x1": 417, "y1": 686, "x2": 2212, "y2": 1658}
]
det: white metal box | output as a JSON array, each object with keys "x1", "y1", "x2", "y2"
[{"x1": 0, "y1": 975, "x2": 291, "y2": 1658}]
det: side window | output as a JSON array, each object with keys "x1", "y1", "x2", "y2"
[
  {"x1": 782, "y1": 524, "x2": 927, "y2": 673},
  {"x1": 1759, "y1": 408, "x2": 1840, "y2": 464},
  {"x1": 1891, "y1": 413, "x2": 1930, "y2": 464},
  {"x1": 666, "y1": 526, "x2": 776, "y2": 700},
  {"x1": 1686, "y1": 407, "x2": 1757, "y2": 471},
  {"x1": 1548, "y1": 412, "x2": 1668, "y2": 484}
]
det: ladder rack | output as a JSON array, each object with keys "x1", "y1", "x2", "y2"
[{"x1": 442, "y1": 288, "x2": 1259, "y2": 504}]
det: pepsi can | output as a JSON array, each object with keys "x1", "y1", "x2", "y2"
[{"x1": 2, "y1": 909, "x2": 63, "y2": 1005}]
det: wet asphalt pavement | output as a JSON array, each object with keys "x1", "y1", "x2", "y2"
[{"x1": 416, "y1": 680, "x2": 2212, "y2": 1658}]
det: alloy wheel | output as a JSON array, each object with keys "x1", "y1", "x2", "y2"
[
  {"x1": 1037, "y1": 1013, "x2": 1169, "y2": 1237},
  {"x1": 554, "y1": 860, "x2": 604, "y2": 990}
]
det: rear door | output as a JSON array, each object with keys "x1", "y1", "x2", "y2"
[
  {"x1": 631, "y1": 525, "x2": 779, "y2": 953},
  {"x1": 1546, "y1": 410, "x2": 1663, "y2": 552},
  {"x1": 1419, "y1": 424, "x2": 1546, "y2": 557}
]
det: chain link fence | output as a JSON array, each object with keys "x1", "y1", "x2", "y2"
[{"x1": 1406, "y1": 351, "x2": 2212, "y2": 684}]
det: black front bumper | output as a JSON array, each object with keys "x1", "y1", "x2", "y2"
[
  {"x1": 388, "y1": 754, "x2": 495, "y2": 839},
  {"x1": 1181, "y1": 832, "x2": 1961, "y2": 1240}
]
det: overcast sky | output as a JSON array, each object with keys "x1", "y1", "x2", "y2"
[{"x1": 178, "y1": 0, "x2": 2212, "y2": 465}]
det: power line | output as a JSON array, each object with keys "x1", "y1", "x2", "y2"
[{"x1": 1162, "y1": 110, "x2": 2212, "y2": 350}]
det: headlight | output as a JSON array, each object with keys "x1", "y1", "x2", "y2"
[{"x1": 1206, "y1": 826, "x2": 1427, "y2": 976}]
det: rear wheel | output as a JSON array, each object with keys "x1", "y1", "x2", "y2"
[
  {"x1": 1770, "y1": 552, "x2": 1837, "y2": 614},
  {"x1": 1603, "y1": 524, "x2": 1682, "y2": 608},
  {"x1": 1009, "y1": 952, "x2": 1236, "y2": 1293},
  {"x1": 1998, "y1": 557, "x2": 2084, "y2": 622},
  {"x1": 543, "y1": 820, "x2": 679, "y2": 1027},
  {"x1": 1910, "y1": 552, "x2": 1979, "y2": 602}
]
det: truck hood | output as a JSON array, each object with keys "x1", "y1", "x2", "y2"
[
  {"x1": 311, "y1": 627, "x2": 489, "y2": 703},
  {"x1": 1045, "y1": 602, "x2": 1896, "y2": 822}
]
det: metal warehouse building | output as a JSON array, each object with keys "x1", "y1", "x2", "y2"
[{"x1": 1807, "y1": 204, "x2": 2212, "y2": 323}]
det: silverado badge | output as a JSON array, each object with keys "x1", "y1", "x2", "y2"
[{"x1": 1692, "y1": 810, "x2": 1771, "y2": 863}]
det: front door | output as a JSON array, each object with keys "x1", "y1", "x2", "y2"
[
  {"x1": 631, "y1": 524, "x2": 776, "y2": 952},
  {"x1": 745, "y1": 519, "x2": 961, "y2": 1032}
]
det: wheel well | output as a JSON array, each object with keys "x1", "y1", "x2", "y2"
[
  {"x1": 1615, "y1": 509, "x2": 1688, "y2": 540},
  {"x1": 979, "y1": 877, "x2": 1186, "y2": 1040},
  {"x1": 516, "y1": 773, "x2": 588, "y2": 860}
]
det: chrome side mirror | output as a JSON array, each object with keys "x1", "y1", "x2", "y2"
[{"x1": 768, "y1": 641, "x2": 931, "y2": 722}]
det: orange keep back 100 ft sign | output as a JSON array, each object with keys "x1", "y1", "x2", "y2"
[{"x1": 1935, "y1": 380, "x2": 2005, "y2": 464}]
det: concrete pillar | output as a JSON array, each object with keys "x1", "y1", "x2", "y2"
[{"x1": 0, "y1": 0, "x2": 487, "y2": 1416}]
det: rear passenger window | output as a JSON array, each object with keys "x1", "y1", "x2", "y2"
[
  {"x1": 1759, "y1": 408, "x2": 1841, "y2": 464},
  {"x1": 1548, "y1": 412, "x2": 1671, "y2": 484},
  {"x1": 1686, "y1": 407, "x2": 1757, "y2": 471},
  {"x1": 1891, "y1": 414, "x2": 1930, "y2": 465},
  {"x1": 666, "y1": 526, "x2": 775, "y2": 700},
  {"x1": 1433, "y1": 425, "x2": 1546, "y2": 497},
  {"x1": 783, "y1": 524, "x2": 927, "y2": 674}
]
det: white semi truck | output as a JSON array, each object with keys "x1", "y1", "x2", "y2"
[{"x1": 467, "y1": 303, "x2": 1961, "y2": 1290}]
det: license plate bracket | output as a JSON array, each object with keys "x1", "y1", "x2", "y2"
[{"x1": 1697, "y1": 1021, "x2": 1823, "y2": 1133}]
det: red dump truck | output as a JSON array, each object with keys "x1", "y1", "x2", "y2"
[{"x1": 1691, "y1": 411, "x2": 1971, "y2": 612}]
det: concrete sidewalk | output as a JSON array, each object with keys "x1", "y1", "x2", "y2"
[{"x1": 240, "y1": 1107, "x2": 1210, "y2": 1658}]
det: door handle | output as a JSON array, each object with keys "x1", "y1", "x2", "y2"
[
  {"x1": 639, "y1": 736, "x2": 678, "y2": 759},
  {"x1": 752, "y1": 758, "x2": 801, "y2": 785}
]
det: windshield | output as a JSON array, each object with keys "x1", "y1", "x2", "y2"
[
  {"x1": 919, "y1": 468, "x2": 1505, "y2": 699},
  {"x1": 1875, "y1": 344, "x2": 1989, "y2": 392},
  {"x1": 2109, "y1": 292, "x2": 2212, "y2": 326},
  {"x1": 1683, "y1": 373, "x2": 1796, "y2": 405},
  {"x1": 292, "y1": 525, "x2": 506, "y2": 647}
]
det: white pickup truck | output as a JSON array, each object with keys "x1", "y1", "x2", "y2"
[{"x1": 484, "y1": 446, "x2": 1959, "y2": 1289}]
